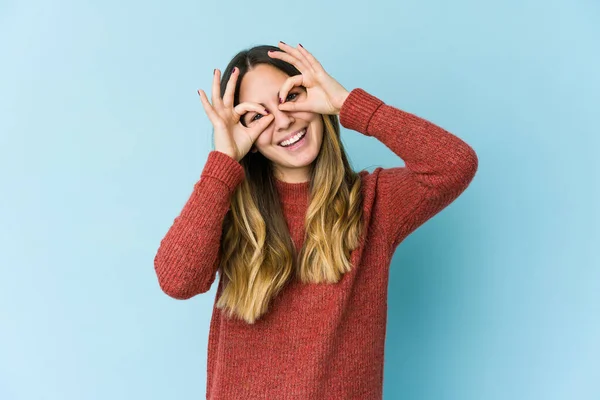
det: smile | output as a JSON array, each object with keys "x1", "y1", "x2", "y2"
[{"x1": 279, "y1": 128, "x2": 307, "y2": 148}]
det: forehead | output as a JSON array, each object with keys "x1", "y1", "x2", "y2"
[{"x1": 239, "y1": 64, "x2": 289, "y2": 103}]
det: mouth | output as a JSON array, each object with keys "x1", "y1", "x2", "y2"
[{"x1": 278, "y1": 128, "x2": 307, "y2": 150}]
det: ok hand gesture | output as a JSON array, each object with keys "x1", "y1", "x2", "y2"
[
  {"x1": 197, "y1": 68, "x2": 274, "y2": 162},
  {"x1": 268, "y1": 42, "x2": 350, "y2": 116}
]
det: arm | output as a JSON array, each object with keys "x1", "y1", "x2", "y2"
[
  {"x1": 153, "y1": 150, "x2": 245, "y2": 299},
  {"x1": 339, "y1": 88, "x2": 479, "y2": 251}
]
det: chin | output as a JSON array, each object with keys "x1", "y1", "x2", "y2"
[{"x1": 282, "y1": 146, "x2": 319, "y2": 165}]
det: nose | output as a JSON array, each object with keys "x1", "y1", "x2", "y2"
[{"x1": 272, "y1": 107, "x2": 294, "y2": 132}]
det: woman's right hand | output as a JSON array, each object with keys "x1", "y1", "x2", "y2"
[{"x1": 197, "y1": 67, "x2": 274, "y2": 162}]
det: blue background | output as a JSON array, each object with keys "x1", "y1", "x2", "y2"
[{"x1": 1, "y1": 0, "x2": 598, "y2": 399}]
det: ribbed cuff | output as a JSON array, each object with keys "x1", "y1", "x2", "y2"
[
  {"x1": 201, "y1": 150, "x2": 245, "y2": 191},
  {"x1": 339, "y1": 88, "x2": 384, "y2": 136}
]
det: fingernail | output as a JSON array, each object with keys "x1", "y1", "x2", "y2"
[
  {"x1": 279, "y1": 97, "x2": 283, "y2": 104},
  {"x1": 213, "y1": 69, "x2": 216, "y2": 74},
  {"x1": 232, "y1": 67, "x2": 236, "y2": 74},
  {"x1": 299, "y1": 43, "x2": 303, "y2": 48},
  {"x1": 280, "y1": 41, "x2": 286, "y2": 45},
  {"x1": 264, "y1": 109, "x2": 269, "y2": 114}
]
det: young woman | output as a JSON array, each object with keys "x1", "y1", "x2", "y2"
[{"x1": 154, "y1": 42, "x2": 478, "y2": 400}]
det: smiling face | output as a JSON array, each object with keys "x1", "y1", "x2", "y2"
[{"x1": 238, "y1": 64, "x2": 324, "y2": 183}]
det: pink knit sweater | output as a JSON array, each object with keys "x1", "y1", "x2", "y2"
[{"x1": 154, "y1": 88, "x2": 478, "y2": 399}]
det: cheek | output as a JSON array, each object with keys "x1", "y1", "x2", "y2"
[
  {"x1": 311, "y1": 118, "x2": 324, "y2": 139},
  {"x1": 255, "y1": 129, "x2": 274, "y2": 147}
]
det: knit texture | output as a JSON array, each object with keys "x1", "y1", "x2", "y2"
[{"x1": 154, "y1": 88, "x2": 479, "y2": 399}]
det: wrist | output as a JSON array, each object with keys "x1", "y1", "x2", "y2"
[{"x1": 335, "y1": 90, "x2": 350, "y2": 115}]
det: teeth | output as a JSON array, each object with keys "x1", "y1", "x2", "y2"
[{"x1": 280, "y1": 129, "x2": 306, "y2": 147}]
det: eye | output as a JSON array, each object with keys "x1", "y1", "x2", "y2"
[
  {"x1": 285, "y1": 92, "x2": 299, "y2": 102},
  {"x1": 244, "y1": 92, "x2": 300, "y2": 125},
  {"x1": 241, "y1": 112, "x2": 261, "y2": 126}
]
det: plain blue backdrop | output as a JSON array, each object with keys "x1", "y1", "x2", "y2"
[{"x1": 1, "y1": 0, "x2": 598, "y2": 399}]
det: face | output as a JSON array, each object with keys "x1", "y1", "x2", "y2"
[{"x1": 238, "y1": 64, "x2": 324, "y2": 183}]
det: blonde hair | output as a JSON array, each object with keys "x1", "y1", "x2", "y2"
[{"x1": 216, "y1": 114, "x2": 365, "y2": 324}]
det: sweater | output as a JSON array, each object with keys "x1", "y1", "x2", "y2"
[{"x1": 154, "y1": 88, "x2": 479, "y2": 399}]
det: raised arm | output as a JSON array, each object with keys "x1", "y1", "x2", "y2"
[
  {"x1": 154, "y1": 150, "x2": 244, "y2": 299},
  {"x1": 339, "y1": 88, "x2": 479, "y2": 252}
]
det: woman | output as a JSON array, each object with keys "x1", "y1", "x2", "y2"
[{"x1": 154, "y1": 42, "x2": 478, "y2": 400}]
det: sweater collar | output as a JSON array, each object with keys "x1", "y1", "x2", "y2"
[{"x1": 274, "y1": 177, "x2": 310, "y2": 217}]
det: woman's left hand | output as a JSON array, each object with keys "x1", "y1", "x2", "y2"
[{"x1": 268, "y1": 42, "x2": 350, "y2": 116}]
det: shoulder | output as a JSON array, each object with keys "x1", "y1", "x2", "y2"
[
  {"x1": 355, "y1": 166, "x2": 408, "y2": 219},
  {"x1": 357, "y1": 166, "x2": 410, "y2": 194}
]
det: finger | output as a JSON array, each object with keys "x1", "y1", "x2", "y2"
[
  {"x1": 248, "y1": 113, "x2": 274, "y2": 137},
  {"x1": 278, "y1": 100, "x2": 310, "y2": 113},
  {"x1": 277, "y1": 41, "x2": 307, "y2": 62},
  {"x1": 278, "y1": 74, "x2": 303, "y2": 105},
  {"x1": 292, "y1": 44, "x2": 315, "y2": 73},
  {"x1": 198, "y1": 89, "x2": 223, "y2": 126},
  {"x1": 233, "y1": 102, "x2": 269, "y2": 117},
  {"x1": 211, "y1": 69, "x2": 224, "y2": 111},
  {"x1": 268, "y1": 46, "x2": 310, "y2": 73},
  {"x1": 268, "y1": 48, "x2": 309, "y2": 72},
  {"x1": 233, "y1": 102, "x2": 270, "y2": 127},
  {"x1": 222, "y1": 67, "x2": 238, "y2": 109},
  {"x1": 297, "y1": 44, "x2": 326, "y2": 74}
]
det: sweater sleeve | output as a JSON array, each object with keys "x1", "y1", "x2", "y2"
[
  {"x1": 153, "y1": 150, "x2": 245, "y2": 299},
  {"x1": 339, "y1": 88, "x2": 479, "y2": 252}
]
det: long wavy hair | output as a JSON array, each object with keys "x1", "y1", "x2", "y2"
[{"x1": 214, "y1": 44, "x2": 365, "y2": 324}]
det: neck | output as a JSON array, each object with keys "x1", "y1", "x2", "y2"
[{"x1": 273, "y1": 166, "x2": 312, "y2": 184}]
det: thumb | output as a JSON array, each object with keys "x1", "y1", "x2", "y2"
[{"x1": 249, "y1": 113, "x2": 274, "y2": 137}]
